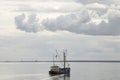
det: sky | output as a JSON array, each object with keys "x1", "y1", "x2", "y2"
[{"x1": 0, "y1": 0, "x2": 120, "y2": 61}]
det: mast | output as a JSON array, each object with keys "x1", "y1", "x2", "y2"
[
  {"x1": 53, "y1": 55, "x2": 55, "y2": 66},
  {"x1": 63, "y1": 49, "x2": 66, "y2": 72}
]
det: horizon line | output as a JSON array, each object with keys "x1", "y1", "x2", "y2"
[{"x1": 1, "y1": 60, "x2": 120, "y2": 63}]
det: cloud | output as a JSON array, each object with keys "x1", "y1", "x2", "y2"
[
  {"x1": 85, "y1": 3, "x2": 108, "y2": 16},
  {"x1": 14, "y1": 0, "x2": 120, "y2": 35},
  {"x1": 87, "y1": 17, "x2": 120, "y2": 35},
  {"x1": 75, "y1": 0, "x2": 113, "y2": 4},
  {"x1": 1, "y1": 32, "x2": 120, "y2": 60},
  {"x1": 13, "y1": 2, "x2": 82, "y2": 13},
  {"x1": 15, "y1": 7, "x2": 120, "y2": 35},
  {"x1": 15, "y1": 13, "x2": 44, "y2": 33},
  {"x1": 42, "y1": 9, "x2": 90, "y2": 31},
  {"x1": 6, "y1": 0, "x2": 73, "y2": 2},
  {"x1": 42, "y1": 8, "x2": 120, "y2": 35}
]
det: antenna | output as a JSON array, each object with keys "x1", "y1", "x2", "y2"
[{"x1": 53, "y1": 54, "x2": 55, "y2": 66}]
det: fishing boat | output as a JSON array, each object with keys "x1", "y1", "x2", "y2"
[{"x1": 49, "y1": 49, "x2": 70, "y2": 75}]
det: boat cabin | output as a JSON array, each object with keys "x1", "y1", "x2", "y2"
[{"x1": 50, "y1": 66, "x2": 60, "y2": 72}]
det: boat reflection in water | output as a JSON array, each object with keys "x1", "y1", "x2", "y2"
[{"x1": 49, "y1": 74, "x2": 70, "y2": 80}]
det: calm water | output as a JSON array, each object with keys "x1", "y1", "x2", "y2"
[{"x1": 0, "y1": 62, "x2": 120, "y2": 80}]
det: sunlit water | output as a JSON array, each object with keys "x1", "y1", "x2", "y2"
[{"x1": 0, "y1": 62, "x2": 120, "y2": 80}]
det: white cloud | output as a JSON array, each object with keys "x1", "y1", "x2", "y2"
[
  {"x1": 75, "y1": 0, "x2": 113, "y2": 4},
  {"x1": 13, "y1": 2, "x2": 82, "y2": 13}
]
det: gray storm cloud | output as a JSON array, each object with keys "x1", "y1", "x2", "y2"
[
  {"x1": 15, "y1": 13, "x2": 43, "y2": 33},
  {"x1": 15, "y1": 5, "x2": 120, "y2": 35},
  {"x1": 42, "y1": 10, "x2": 120, "y2": 35}
]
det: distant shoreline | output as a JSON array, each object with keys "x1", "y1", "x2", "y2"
[{"x1": 1, "y1": 60, "x2": 120, "y2": 63}]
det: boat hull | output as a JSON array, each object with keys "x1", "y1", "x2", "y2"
[{"x1": 49, "y1": 68, "x2": 70, "y2": 75}]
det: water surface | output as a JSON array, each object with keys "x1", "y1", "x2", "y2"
[{"x1": 0, "y1": 62, "x2": 120, "y2": 80}]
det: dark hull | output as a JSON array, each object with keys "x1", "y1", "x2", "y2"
[
  {"x1": 49, "y1": 68, "x2": 70, "y2": 75},
  {"x1": 49, "y1": 71, "x2": 63, "y2": 74}
]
